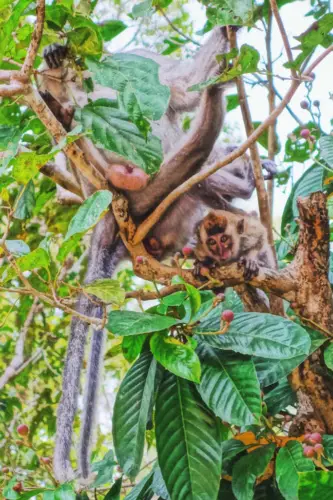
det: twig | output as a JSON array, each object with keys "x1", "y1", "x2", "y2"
[
  {"x1": 125, "y1": 284, "x2": 183, "y2": 301},
  {"x1": 265, "y1": 7, "x2": 276, "y2": 213},
  {"x1": 21, "y1": 0, "x2": 45, "y2": 79},
  {"x1": 269, "y1": 0, "x2": 297, "y2": 79},
  {"x1": 157, "y1": 7, "x2": 201, "y2": 46},
  {"x1": 132, "y1": 46, "x2": 333, "y2": 245},
  {"x1": 0, "y1": 298, "x2": 40, "y2": 390},
  {"x1": 40, "y1": 162, "x2": 83, "y2": 198}
]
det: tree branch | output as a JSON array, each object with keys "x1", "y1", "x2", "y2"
[
  {"x1": 21, "y1": 0, "x2": 45, "y2": 78},
  {"x1": 132, "y1": 46, "x2": 333, "y2": 246},
  {"x1": 270, "y1": 0, "x2": 297, "y2": 79}
]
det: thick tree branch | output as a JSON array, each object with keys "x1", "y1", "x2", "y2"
[
  {"x1": 132, "y1": 46, "x2": 333, "y2": 245},
  {"x1": 270, "y1": 0, "x2": 297, "y2": 79},
  {"x1": 21, "y1": 0, "x2": 45, "y2": 78}
]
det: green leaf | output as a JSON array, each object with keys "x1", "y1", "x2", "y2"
[
  {"x1": 3, "y1": 478, "x2": 20, "y2": 499},
  {"x1": 324, "y1": 343, "x2": 333, "y2": 371},
  {"x1": 65, "y1": 190, "x2": 112, "y2": 240},
  {"x1": 124, "y1": 469, "x2": 154, "y2": 499},
  {"x1": 150, "y1": 332, "x2": 201, "y2": 383},
  {"x1": 107, "y1": 311, "x2": 181, "y2": 336},
  {"x1": 54, "y1": 483, "x2": 76, "y2": 500},
  {"x1": 75, "y1": 99, "x2": 163, "y2": 175},
  {"x1": 68, "y1": 15, "x2": 103, "y2": 56},
  {"x1": 91, "y1": 450, "x2": 116, "y2": 488},
  {"x1": 197, "y1": 313, "x2": 311, "y2": 360},
  {"x1": 57, "y1": 233, "x2": 82, "y2": 263},
  {"x1": 226, "y1": 94, "x2": 240, "y2": 111},
  {"x1": 298, "y1": 471, "x2": 333, "y2": 499},
  {"x1": 19, "y1": 489, "x2": 48, "y2": 500},
  {"x1": 276, "y1": 441, "x2": 315, "y2": 500},
  {"x1": 197, "y1": 344, "x2": 261, "y2": 426},
  {"x1": 1, "y1": 248, "x2": 50, "y2": 283},
  {"x1": 11, "y1": 152, "x2": 54, "y2": 184},
  {"x1": 5, "y1": 240, "x2": 30, "y2": 256},
  {"x1": 323, "y1": 435, "x2": 333, "y2": 460},
  {"x1": 203, "y1": 0, "x2": 254, "y2": 26},
  {"x1": 100, "y1": 20, "x2": 127, "y2": 41},
  {"x1": 122, "y1": 335, "x2": 146, "y2": 363},
  {"x1": 320, "y1": 135, "x2": 333, "y2": 168},
  {"x1": 113, "y1": 351, "x2": 157, "y2": 479},
  {"x1": 132, "y1": 0, "x2": 153, "y2": 18},
  {"x1": 13, "y1": 180, "x2": 35, "y2": 220},
  {"x1": 264, "y1": 378, "x2": 296, "y2": 416},
  {"x1": 152, "y1": 467, "x2": 170, "y2": 500},
  {"x1": 86, "y1": 54, "x2": 170, "y2": 121},
  {"x1": 281, "y1": 165, "x2": 323, "y2": 235},
  {"x1": 83, "y1": 279, "x2": 125, "y2": 306},
  {"x1": 162, "y1": 291, "x2": 187, "y2": 306},
  {"x1": 232, "y1": 444, "x2": 276, "y2": 500},
  {"x1": 104, "y1": 478, "x2": 122, "y2": 500},
  {"x1": 156, "y1": 372, "x2": 222, "y2": 500},
  {"x1": 255, "y1": 326, "x2": 325, "y2": 387}
]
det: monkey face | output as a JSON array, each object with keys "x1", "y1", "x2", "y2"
[{"x1": 206, "y1": 233, "x2": 233, "y2": 261}]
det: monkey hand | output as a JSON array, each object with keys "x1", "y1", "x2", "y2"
[
  {"x1": 238, "y1": 257, "x2": 260, "y2": 281},
  {"x1": 43, "y1": 44, "x2": 68, "y2": 69},
  {"x1": 261, "y1": 159, "x2": 277, "y2": 180},
  {"x1": 193, "y1": 260, "x2": 214, "y2": 282}
]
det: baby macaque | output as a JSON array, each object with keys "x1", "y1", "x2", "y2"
[{"x1": 194, "y1": 210, "x2": 274, "y2": 281}]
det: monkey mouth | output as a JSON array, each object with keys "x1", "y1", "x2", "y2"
[{"x1": 219, "y1": 248, "x2": 232, "y2": 260}]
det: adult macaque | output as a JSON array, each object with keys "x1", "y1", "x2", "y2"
[
  {"x1": 194, "y1": 210, "x2": 275, "y2": 280},
  {"x1": 38, "y1": 27, "x2": 276, "y2": 483}
]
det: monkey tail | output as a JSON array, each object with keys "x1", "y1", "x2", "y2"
[{"x1": 78, "y1": 316, "x2": 105, "y2": 479}]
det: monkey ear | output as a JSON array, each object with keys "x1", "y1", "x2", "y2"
[{"x1": 237, "y1": 218, "x2": 245, "y2": 234}]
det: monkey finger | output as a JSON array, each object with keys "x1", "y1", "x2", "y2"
[{"x1": 261, "y1": 159, "x2": 277, "y2": 176}]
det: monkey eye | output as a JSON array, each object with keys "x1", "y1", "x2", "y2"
[
  {"x1": 207, "y1": 238, "x2": 216, "y2": 247},
  {"x1": 221, "y1": 235, "x2": 228, "y2": 243}
]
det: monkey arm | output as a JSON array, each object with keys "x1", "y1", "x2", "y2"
[{"x1": 128, "y1": 86, "x2": 225, "y2": 216}]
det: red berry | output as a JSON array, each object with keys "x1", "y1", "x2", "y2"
[
  {"x1": 17, "y1": 424, "x2": 29, "y2": 436},
  {"x1": 300, "y1": 100, "x2": 309, "y2": 109},
  {"x1": 310, "y1": 432, "x2": 322, "y2": 444},
  {"x1": 310, "y1": 135, "x2": 316, "y2": 142},
  {"x1": 222, "y1": 310, "x2": 234, "y2": 323},
  {"x1": 2, "y1": 466, "x2": 9, "y2": 473},
  {"x1": 40, "y1": 457, "x2": 51, "y2": 464},
  {"x1": 300, "y1": 129, "x2": 310, "y2": 139},
  {"x1": 217, "y1": 293, "x2": 225, "y2": 301},
  {"x1": 304, "y1": 433, "x2": 312, "y2": 442},
  {"x1": 13, "y1": 482, "x2": 23, "y2": 492},
  {"x1": 313, "y1": 100, "x2": 320, "y2": 107},
  {"x1": 314, "y1": 443, "x2": 324, "y2": 454},
  {"x1": 303, "y1": 446, "x2": 315, "y2": 458},
  {"x1": 182, "y1": 246, "x2": 193, "y2": 257},
  {"x1": 136, "y1": 256, "x2": 144, "y2": 265}
]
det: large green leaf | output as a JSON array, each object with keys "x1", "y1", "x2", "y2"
[
  {"x1": 255, "y1": 326, "x2": 325, "y2": 387},
  {"x1": 281, "y1": 165, "x2": 323, "y2": 235},
  {"x1": 67, "y1": 15, "x2": 103, "y2": 57},
  {"x1": 150, "y1": 333, "x2": 201, "y2": 383},
  {"x1": 86, "y1": 54, "x2": 170, "y2": 121},
  {"x1": 100, "y1": 20, "x2": 127, "y2": 41},
  {"x1": 65, "y1": 190, "x2": 112, "y2": 240},
  {"x1": 197, "y1": 344, "x2": 261, "y2": 426},
  {"x1": 5, "y1": 240, "x2": 30, "y2": 256},
  {"x1": 83, "y1": 279, "x2": 125, "y2": 306},
  {"x1": 124, "y1": 469, "x2": 154, "y2": 499},
  {"x1": 107, "y1": 311, "x2": 181, "y2": 336},
  {"x1": 298, "y1": 471, "x2": 333, "y2": 499},
  {"x1": 122, "y1": 335, "x2": 146, "y2": 363},
  {"x1": 196, "y1": 313, "x2": 311, "y2": 360},
  {"x1": 320, "y1": 135, "x2": 333, "y2": 168},
  {"x1": 156, "y1": 371, "x2": 222, "y2": 500},
  {"x1": 113, "y1": 351, "x2": 157, "y2": 479},
  {"x1": 232, "y1": 444, "x2": 276, "y2": 500},
  {"x1": 264, "y1": 378, "x2": 296, "y2": 416},
  {"x1": 276, "y1": 441, "x2": 314, "y2": 500},
  {"x1": 13, "y1": 180, "x2": 35, "y2": 220},
  {"x1": 75, "y1": 99, "x2": 163, "y2": 175},
  {"x1": 152, "y1": 467, "x2": 170, "y2": 500}
]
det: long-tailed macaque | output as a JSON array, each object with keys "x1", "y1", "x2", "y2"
[
  {"x1": 38, "y1": 27, "x2": 276, "y2": 483},
  {"x1": 194, "y1": 210, "x2": 275, "y2": 280}
]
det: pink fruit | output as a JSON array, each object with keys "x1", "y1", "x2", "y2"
[
  {"x1": 300, "y1": 100, "x2": 309, "y2": 109},
  {"x1": 300, "y1": 129, "x2": 310, "y2": 139},
  {"x1": 314, "y1": 443, "x2": 324, "y2": 454},
  {"x1": 222, "y1": 310, "x2": 234, "y2": 323},
  {"x1": 182, "y1": 246, "x2": 193, "y2": 257},
  {"x1": 17, "y1": 424, "x2": 29, "y2": 436},
  {"x1": 40, "y1": 457, "x2": 51, "y2": 464},
  {"x1": 13, "y1": 482, "x2": 23, "y2": 492},
  {"x1": 310, "y1": 135, "x2": 316, "y2": 142},
  {"x1": 216, "y1": 293, "x2": 225, "y2": 301},
  {"x1": 2, "y1": 466, "x2": 9, "y2": 473},
  {"x1": 303, "y1": 446, "x2": 315, "y2": 458},
  {"x1": 136, "y1": 256, "x2": 144, "y2": 265},
  {"x1": 304, "y1": 433, "x2": 312, "y2": 442},
  {"x1": 313, "y1": 100, "x2": 320, "y2": 107},
  {"x1": 310, "y1": 432, "x2": 322, "y2": 444}
]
